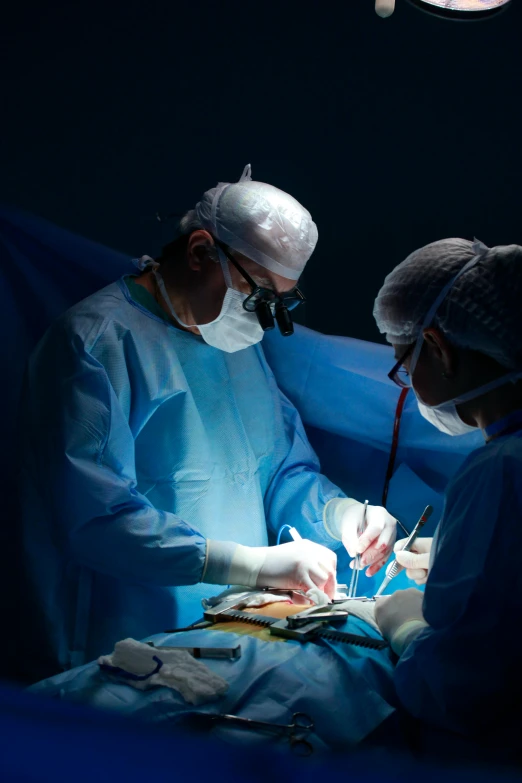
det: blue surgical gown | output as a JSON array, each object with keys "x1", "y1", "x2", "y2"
[
  {"x1": 18, "y1": 277, "x2": 344, "y2": 680},
  {"x1": 394, "y1": 422, "x2": 522, "y2": 741}
]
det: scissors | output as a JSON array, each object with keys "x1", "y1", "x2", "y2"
[{"x1": 187, "y1": 711, "x2": 315, "y2": 756}]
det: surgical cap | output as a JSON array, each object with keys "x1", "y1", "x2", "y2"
[
  {"x1": 373, "y1": 238, "x2": 522, "y2": 370},
  {"x1": 182, "y1": 165, "x2": 318, "y2": 281}
]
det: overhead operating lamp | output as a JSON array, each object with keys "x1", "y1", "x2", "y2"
[{"x1": 376, "y1": 0, "x2": 511, "y2": 18}]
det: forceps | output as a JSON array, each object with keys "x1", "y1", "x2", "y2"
[
  {"x1": 189, "y1": 711, "x2": 315, "y2": 756},
  {"x1": 348, "y1": 499, "x2": 368, "y2": 598}
]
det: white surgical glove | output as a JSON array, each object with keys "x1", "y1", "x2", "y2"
[
  {"x1": 324, "y1": 498, "x2": 397, "y2": 577},
  {"x1": 340, "y1": 599, "x2": 379, "y2": 633},
  {"x1": 226, "y1": 540, "x2": 337, "y2": 600},
  {"x1": 394, "y1": 537, "x2": 432, "y2": 585},
  {"x1": 375, "y1": 588, "x2": 428, "y2": 656}
]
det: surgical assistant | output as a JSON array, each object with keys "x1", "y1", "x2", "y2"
[
  {"x1": 18, "y1": 166, "x2": 396, "y2": 681},
  {"x1": 373, "y1": 238, "x2": 522, "y2": 743}
]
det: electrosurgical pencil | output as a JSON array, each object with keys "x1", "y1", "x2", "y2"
[{"x1": 374, "y1": 505, "x2": 433, "y2": 597}]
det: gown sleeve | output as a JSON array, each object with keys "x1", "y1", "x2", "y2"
[
  {"x1": 21, "y1": 321, "x2": 208, "y2": 586},
  {"x1": 393, "y1": 440, "x2": 522, "y2": 736},
  {"x1": 263, "y1": 386, "x2": 347, "y2": 548}
]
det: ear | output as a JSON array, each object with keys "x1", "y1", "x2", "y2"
[
  {"x1": 423, "y1": 328, "x2": 458, "y2": 378},
  {"x1": 186, "y1": 230, "x2": 217, "y2": 271}
]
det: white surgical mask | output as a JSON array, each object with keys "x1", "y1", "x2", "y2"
[
  {"x1": 187, "y1": 285, "x2": 264, "y2": 353},
  {"x1": 415, "y1": 372, "x2": 522, "y2": 436},
  {"x1": 416, "y1": 398, "x2": 476, "y2": 436},
  {"x1": 135, "y1": 252, "x2": 264, "y2": 354}
]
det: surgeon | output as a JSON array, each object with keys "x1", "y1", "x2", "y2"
[
  {"x1": 372, "y1": 238, "x2": 522, "y2": 745},
  {"x1": 18, "y1": 165, "x2": 396, "y2": 681}
]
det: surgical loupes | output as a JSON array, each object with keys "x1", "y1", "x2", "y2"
[{"x1": 374, "y1": 505, "x2": 433, "y2": 597}]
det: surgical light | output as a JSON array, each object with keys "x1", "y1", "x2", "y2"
[
  {"x1": 376, "y1": 0, "x2": 511, "y2": 18},
  {"x1": 409, "y1": 0, "x2": 511, "y2": 17}
]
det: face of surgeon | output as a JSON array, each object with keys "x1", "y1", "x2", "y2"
[
  {"x1": 392, "y1": 329, "x2": 522, "y2": 431},
  {"x1": 137, "y1": 230, "x2": 297, "y2": 332}
]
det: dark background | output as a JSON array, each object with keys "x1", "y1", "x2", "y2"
[{"x1": 1, "y1": 0, "x2": 521, "y2": 343}]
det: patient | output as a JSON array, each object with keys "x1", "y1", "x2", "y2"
[{"x1": 29, "y1": 584, "x2": 396, "y2": 753}]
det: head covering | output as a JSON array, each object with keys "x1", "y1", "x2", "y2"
[
  {"x1": 373, "y1": 238, "x2": 522, "y2": 369},
  {"x1": 178, "y1": 165, "x2": 317, "y2": 281}
]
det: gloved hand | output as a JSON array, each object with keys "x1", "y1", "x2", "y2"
[
  {"x1": 340, "y1": 501, "x2": 397, "y2": 577},
  {"x1": 394, "y1": 537, "x2": 432, "y2": 585},
  {"x1": 256, "y1": 540, "x2": 337, "y2": 599},
  {"x1": 222, "y1": 540, "x2": 337, "y2": 600},
  {"x1": 375, "y1": 588, "x2": 427, "y2": 656}
]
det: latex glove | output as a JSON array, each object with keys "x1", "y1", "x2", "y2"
[
  {"x1": 257, "y1": 541, "x2": 337, "y2": 599},
  {"x1": 394, "y1": 537, "x2": 432, "y2": 585},
  {"x1": 342, "y1": 501, "x2": 397, "y2": 577},
  {"x1": 227, "y1": 541, "x2": 337, "y2": 600},
  {"x1": 339, "y1": 599, "x2": 379, "y2": 633},
  {"x1": 375, "y1": 588, "x2": 428, "y2": 655}
]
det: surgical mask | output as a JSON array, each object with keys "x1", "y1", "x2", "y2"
[
  {"x1": 134, "y1": 254, "x2": 264, "y2": 353},
  {"x1": 416, "y1": 399, "x2": 475, "y2": 436},
  {"x1": 415, "y1": 371, "x2": 522, "y2": 436},
  {"x1": 408, "y1": 240, "x2": 522, "y2": 435}
]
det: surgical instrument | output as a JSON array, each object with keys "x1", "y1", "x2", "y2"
[
  {"x1": 203, "y1": 599, "x2": 389, "y2": 649},
  {"x1": 348, "y1": 499, "x2": 368, "y2": 598},
  {"x1": 184, "y1": 711, "x2": 315, "y2": 756},
  {"x1": 288, "y1": 526, "x2": 302, "y2": 541},
  {"x1": 374, "y1": 505, "x2": 433, "y2": 597},
  {"x1": 396, "y1": 518, "x2": 411, "y2": 538},
  {"x1": 145, "y1": 642, "x2": 241, "y2": 660},
  {"x1": 287, "y1": 604, "x2": 349, "y2": 629}
]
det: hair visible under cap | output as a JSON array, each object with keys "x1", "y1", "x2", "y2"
[{"x1": 159, "y1": 209, "x2": 214, "y2": 266}]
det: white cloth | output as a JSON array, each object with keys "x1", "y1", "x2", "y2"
[
  {"x1": 305, "y1": 586, "x2": 330, "y2": 606},
  {"x1": 98, "y1": 639, "x2": 229, "y2": 705},
  {"x1": 202, "y1": 586, "x2": 319, "y2": 610},
  {"x1": 238, "y1": 592, "x2": 294, "y2": 608},
  {"x1": 201, "y1": 587, "x2": 296, "y2": 610}
]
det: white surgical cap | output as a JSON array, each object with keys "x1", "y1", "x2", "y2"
[
  {"x1": 181, "y1": 165, "x2": 318, "y2": 281},
  {"x1": 373, "y1": 238, "x2": 522, "y2": 370}
]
